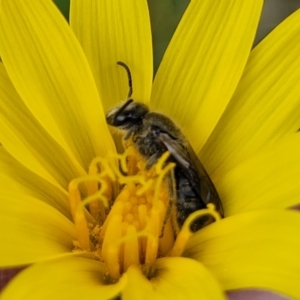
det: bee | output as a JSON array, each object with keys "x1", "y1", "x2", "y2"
[{"x1": 106, "y1": 62, "x2": 223, "y2": 232}]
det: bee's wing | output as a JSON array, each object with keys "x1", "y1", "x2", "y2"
[{"x1": 159, "y1": 132, "x2": 223, "y2": 216}]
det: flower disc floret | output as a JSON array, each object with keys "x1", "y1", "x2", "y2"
[{"x1": 69, "y1": 147, "x2": 220, "y2": 279}]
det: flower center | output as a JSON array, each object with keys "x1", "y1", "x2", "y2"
[{"x1": 68, "y1": 147, "x2": 220, "y2": 279}]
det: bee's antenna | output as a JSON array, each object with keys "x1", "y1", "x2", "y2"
[{"x1": 117, "y1": 61, "x2": 133, "y2": 99}]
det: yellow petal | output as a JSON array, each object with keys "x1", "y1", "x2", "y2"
[
  {"x1": 217, "y1": 133, "x2": 300, "y2": 216},
  {"x1": 0, "y1": 0, "x2": 115, "y2": 169},
  {"x1": 123, "y1": 257, "x2": 225, "y2": 300},
  {"x1": 184, "y1": 209, "x2": 300, "y2": 299},
  {"x1": 152, "y1": 0, "x2": 263, "y2": 153},
  {"x1": 0, "y1": 147, "x2": 70, "y2": 218},
  {"x1": 0, "y1": 63, "x2": 85, "y2": 190},
  {"x1": 70, "y1": 0, "x2": 153, "y2": 111},
  {"x1": 202, "y1": 9, "x2": 300, "y2": 177},
  {"x1": 0, "y1": 257, "x2": 127, "y2": 300},
  {"x1": 0, "y1": 194, "x2": 76, "y2": 267}
]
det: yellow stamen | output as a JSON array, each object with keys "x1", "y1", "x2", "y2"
[
  {"x1": 68, "y1": 179, "x2": 91, "y2": 251},
  {"x1": 169, "y1": 204, "x2": 221, "y2": 257},
  {"x1": 88, "y1": 157, "x2": 115, "y2": 221},
  {"x1": 101, "y1": 214, "x2": 122, "y2": 277},
  {"x1": 145, "y1": 209, "x2": 160, "y2": 264},
  {"x1": 69, "y1": 173, "x2": 112, "y2": 250},
  {"x1": 159, "y1": 220, "x2": 175, "y2": 256},
  {"x1": 123, "y1": 225, "x2": 140, "y2": 271}
]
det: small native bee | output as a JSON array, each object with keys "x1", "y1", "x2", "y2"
[{"x1": 106, "y1": 62, "x2": 223, "y2": 232}]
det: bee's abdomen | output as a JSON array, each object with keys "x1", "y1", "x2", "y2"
[{"x1": 174, "y1": 168, "x2": 207, "y2": 231}]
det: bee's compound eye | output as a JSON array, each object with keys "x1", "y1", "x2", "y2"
[
  {"x1": 113, "y1": 111, "x2": 134, "y2": 126},
  {"x1": 114, "y1": 113, "x2": 131, "y2": 126},
  {"x1": 106, "y1": 101, "x2": 148, "y2": 128}
]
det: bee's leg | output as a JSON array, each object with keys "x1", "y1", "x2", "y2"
[
  {"x1": 145, "y1": 152, "x2": 162, "y2": 170},
  {"x1": 159, "y1": 172, "x2": 177, "y2": 238},
  {"x1": 159, "y1": 198, "x2": 172, "y2": 238},
  {"x1": 124, "y1": 125, "x2": 138, "y2": 140}
]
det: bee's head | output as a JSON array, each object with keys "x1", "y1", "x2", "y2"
[
  {"x1": 106, "y1": 62, "x2": 149, "y2": 129},
  {"x1": 106, "y1": 99, "x2": 149, "y2": 129}
]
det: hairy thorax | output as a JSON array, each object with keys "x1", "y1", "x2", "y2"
[{"x1": 132, "y1": 112, "x2": 183, "y2": 160}]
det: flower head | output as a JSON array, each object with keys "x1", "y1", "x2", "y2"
[{"x1": 1, "y1": 0, "x2": 300, "y2": 299}]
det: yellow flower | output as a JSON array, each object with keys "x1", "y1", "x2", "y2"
[{"x1": 0, "y1": 0, "x2": 300, "y2": 299}]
